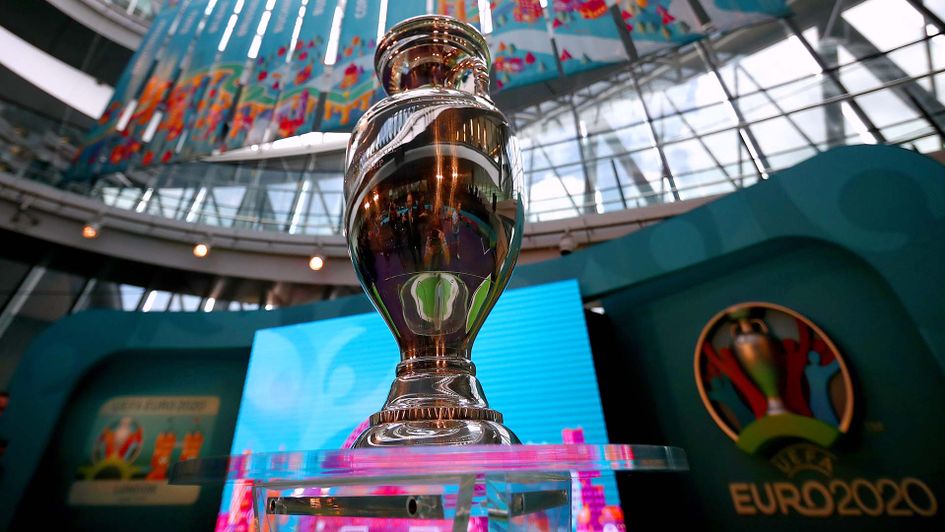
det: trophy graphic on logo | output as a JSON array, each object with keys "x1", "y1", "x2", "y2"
[
  {"x1": 729, "y1": 310, "x2": 787, "y2": 417},
  {"x1": 343, "y1": 15, "x2": 523, "y2": 447}
]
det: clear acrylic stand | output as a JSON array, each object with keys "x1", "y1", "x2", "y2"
[{"x1": 171, "y1": 444, "x2": 687, "y2": 531}]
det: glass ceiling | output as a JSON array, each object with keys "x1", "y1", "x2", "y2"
[{"x1": 15, "y1": 0, "x2": 945, "y2": 234}]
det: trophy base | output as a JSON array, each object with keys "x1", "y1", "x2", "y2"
[
  {"x1": 352, "y1": 419, "x2": 520, "y2": 448},
  {"x1": 351, "y1": 357, "x2": 519, "y2": 448}
]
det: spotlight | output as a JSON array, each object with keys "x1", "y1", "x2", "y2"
[
  {"x1": 309, "y1": 255, "x2": 325, "y2": 271},
  {"x1": 193, "y1": 242, "x2": 210, "y2": 258},
  {"x1": 81, "y1": 222, "x2": 100, "y2": 239}
]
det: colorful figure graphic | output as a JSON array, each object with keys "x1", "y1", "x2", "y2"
[
  {"x1": 145, "y1": 431, "x2": 177, "y2": 480},
  {"x1": 96, "y1": 417, "x2": 144, "y2": 463},
  {"x1": 180, "y1": 429, "x2": 206, "y2": 461},
  {"x1": 805, "y1": 351, "x2": 840, "y2": 426},
  {"x1": 74, "y1": 396, "x2": 217, "y2": 496},
  {"x1": 78, "y1": 416, "x2": 145, "y2": 481}
]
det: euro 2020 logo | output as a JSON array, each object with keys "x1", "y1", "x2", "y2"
[{"x1": 694, "y1": 303, "x2": 854, "y2": 454}]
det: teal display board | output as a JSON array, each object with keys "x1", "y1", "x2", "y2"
[
  {"x1": 512, "y1": 144, "x2": 945, "y2": 529},
  {"x1": 228, "y1": 281, "x2": 608, "y2": 451},
  {"x1": 603, "y1": 241, "x2": 944, "y2": 530},
  {"x1": 10, "y1": 350, "x2": 248, "y2": 530}
]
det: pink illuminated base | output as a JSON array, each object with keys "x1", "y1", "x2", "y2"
[{"x1": 170, "y1": 444, "x2": 687, "y2": 485}]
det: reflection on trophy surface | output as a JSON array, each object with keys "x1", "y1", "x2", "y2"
[{"x1": 344, "y1": 15, "x2": 524, "y2": 447}]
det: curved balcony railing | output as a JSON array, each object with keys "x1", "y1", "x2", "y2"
[{"x1": 88, "y1": 0, "x2": 166, "y2": 25}]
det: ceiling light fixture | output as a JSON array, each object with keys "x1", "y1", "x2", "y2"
[
  {"x1": 193, "y1": 242, "x2": 211, "y2": 258},
  {"x1": 81, "y1": 221, "x2": 101, "y2": 239}
]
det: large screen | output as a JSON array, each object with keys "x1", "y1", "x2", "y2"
[{"x1": 216, "y1": 280, "x2": 623, "y2": 530}]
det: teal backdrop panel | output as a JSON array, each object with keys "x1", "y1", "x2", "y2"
[{"x1": 0, "y1": 296, "x2": 373, "y2": 530}]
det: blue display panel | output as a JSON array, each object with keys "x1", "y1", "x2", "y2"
[{"x1": 216, "y1": 279, "x2": 623, "y2": 530}]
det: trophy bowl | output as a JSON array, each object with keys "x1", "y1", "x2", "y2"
[{"x1": 343, "y1": 15, "x2": 524, "y2": 447}]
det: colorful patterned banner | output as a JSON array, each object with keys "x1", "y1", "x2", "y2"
[
  {"x1": 109, "y1": 0, "x2": 208, "y2": 170},
  {"x1": 617, "y1": 0, "x2": 703, "y2": 57},
  {"x1": 147, "y1": 0, "x2": 237, "y2": 165},
  {"x1": 697, "y1": 0, "x2": 789, "y2": 33},
  {"x1": 321, "y1": 0, "x2": 383, "y2": 131},
  {"x1": 71, "y1": 8, "x2": 179, "y2": 176},
  {"x1": 432, "y1": 0, "x2": 481, "y2": 29},
  {"x1": 551, "y1": 0, "x2": 630, "y2": 76},
  {"x1": 101, "y1": 11, "x2": 177, "y2": 138},
  {"x1": 270, "y1": 0, "x2": 336, "y2": 139},
  {"x1": 487, "y1": 0, "x2": 557, "y2": 91},
  {"x1": 188, "y1": 0, "x2": 268, "y2": 154},
  {"x1": 225, "y1": 0, "x2": 306, "y2": 149},
  {"x1": 67, "y1": 0, "x2": 791, "y2": 179}
]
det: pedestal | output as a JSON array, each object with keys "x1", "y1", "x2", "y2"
[{"x1": 170, "y1": 444, "x2": 688, "y2": 531}]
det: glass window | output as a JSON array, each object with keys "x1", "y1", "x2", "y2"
[
  {"x1": 843, "y1": 0, "x2": 926, "y2": 54},
  {"x1": 119, "y1": 284, "x2": 144, "y2": 311}
]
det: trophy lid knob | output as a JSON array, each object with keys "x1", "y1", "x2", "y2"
[{"x1": 374, "y1": 15, "x2": 491, "y2": 96}]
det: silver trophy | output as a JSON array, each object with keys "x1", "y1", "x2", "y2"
[{"x1": 344, "y1": 15, "x2": 523, "y2": 447}]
